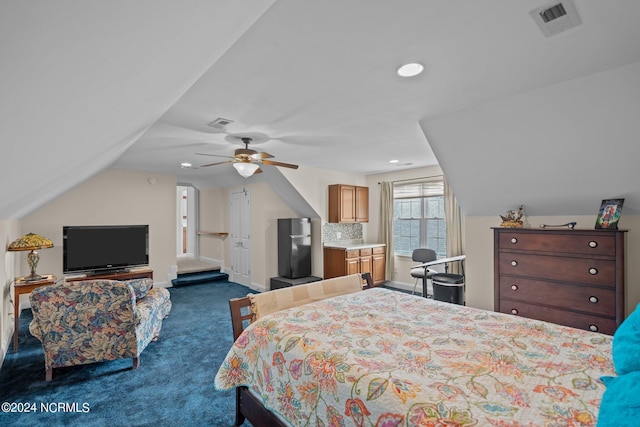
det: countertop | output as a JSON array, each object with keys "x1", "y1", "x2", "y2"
[{"x1": 323, "y1": 240, "x2": 386, "y2": 250}]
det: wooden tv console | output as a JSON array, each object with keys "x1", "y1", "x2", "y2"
[{"x1": 65, "y1": 267, "x2": 153, "y2": 282}]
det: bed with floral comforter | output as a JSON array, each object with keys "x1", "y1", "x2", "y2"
[{"x1": 215, "y1": 288, "x2": 614, "y2": 426}]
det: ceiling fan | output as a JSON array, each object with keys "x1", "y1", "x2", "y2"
[{"x1": 196, "y1": 137, "x2": 299, "y2": 178}]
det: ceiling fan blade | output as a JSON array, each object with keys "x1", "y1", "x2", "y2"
[
  {"x1": 200, "y1": 160, "x2": 234, "y2": 167},
  {"x1": 261, "y1": 159, "x2": 299, "y2": 169},
  {"x1": 253, "y1": 167, "x2": 263, "y2": 175},
  {"x1": 249, "y1": 151, "x2": 274, "y2": 160},
  {"x1": 195, "y1": 152, "x2": 235, "y2": 159}
]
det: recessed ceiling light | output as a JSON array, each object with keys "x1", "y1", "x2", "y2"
[
  {"x1": 397, "y1": 63, "x2": 424, "y2": 77},
  {"x1": 180, "y1": 162, "x2": 192, "y2": 168},
  {"x1": 389, "y1": 159, "x2": 399, "y2": 163}
]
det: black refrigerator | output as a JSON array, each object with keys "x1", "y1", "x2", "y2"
[{"x1": 278, "y1": 218, "x2": 311, "y2": 279}]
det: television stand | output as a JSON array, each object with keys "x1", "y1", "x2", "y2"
[{"x1": 65, "y1": 267, "x2": 153, "y2": 283}]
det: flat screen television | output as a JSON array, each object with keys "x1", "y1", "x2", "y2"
[{"x1": 63, "y1": 225, "x2": 149, "y2": 275}]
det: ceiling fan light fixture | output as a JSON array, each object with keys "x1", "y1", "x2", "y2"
[
  {"x1": 233, "y1": 162, "x2": 259, "y2": 178},
  {"x1": 397, "y1": 62, "x2": 424, "y2": 77}
]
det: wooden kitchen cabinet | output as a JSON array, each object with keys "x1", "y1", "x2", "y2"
[
  {"x1": 345, "y1": 250, "x2": 361, "y2": 276},
  {"x1": 372, "y1": 246, "x2": 386, "y2": 285},
  {"x1": 493, "y1": 227, "x2": 626, "y2": 335},
  {"x1": 355, "y1": 186, "x2": 369, "y2": 222},
  {"x1": 324, "y1": 246, "x2": 385, "y2": 286},
  {"x1": 328, "y1": 184, "x2": 369, "y2": 223}
]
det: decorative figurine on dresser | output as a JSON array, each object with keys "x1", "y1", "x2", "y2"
[{"x1": 493, "y1": 226, "x2": 626, "y2": 335}]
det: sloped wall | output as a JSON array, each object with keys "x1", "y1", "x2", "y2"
[
  {"x1": 19, "y1": 169, "x2": 177, "y2": 284},
  {"x1": 422, "y1": 61, "x2": 640, "y2": 217}
]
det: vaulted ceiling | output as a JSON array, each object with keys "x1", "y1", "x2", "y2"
[{"x1": 2, "y1": 1, "x2": 640, "y2": 219}]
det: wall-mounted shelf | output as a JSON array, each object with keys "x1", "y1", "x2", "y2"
[{"x1": 197, "y1": 231, "x2": 229, "y2": 238}]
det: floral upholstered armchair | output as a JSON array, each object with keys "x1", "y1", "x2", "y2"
[{"x1": 29, "y1": 278, "x2": 172, "y2": 381}]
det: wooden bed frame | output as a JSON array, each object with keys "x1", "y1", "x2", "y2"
[{"x1": 227, "y1": 273, "x2": 372, "y2": 427}]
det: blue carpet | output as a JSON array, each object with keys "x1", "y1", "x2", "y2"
[
  {"x1": 0, "y1": 281, "x2": 254, "y2": 427},
  {"x1": 171, "y1": 270, "x2": 229, "y2": 287}
]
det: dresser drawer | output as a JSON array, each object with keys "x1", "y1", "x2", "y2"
[
  {"x1": 498, "y1": 253, "x2": 616, "y2": 287},
  {"x1": 498, "y1": 232, "x2": 616, "y2": 256},
  {"x1": 498, "y1": 300, "x2": 616, "y2": 335},
  {"x1": 498, "y1": 276, "x2": 615, "y2": 316}
]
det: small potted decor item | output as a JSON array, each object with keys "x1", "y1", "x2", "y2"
[
  {"x1": 500, "y1": 205, "x2": 524, "y2": 228},
  {"x1": 595, "y1": 198, "x2": 624, "y2": 229}
]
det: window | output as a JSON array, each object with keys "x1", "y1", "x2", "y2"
[{"x1": 393, "y1": 178, "x2": 446, "y2": 258}]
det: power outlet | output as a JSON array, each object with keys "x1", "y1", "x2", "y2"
[{"x1": 336, "y1": 231, "x2": 342, "y2": 239}]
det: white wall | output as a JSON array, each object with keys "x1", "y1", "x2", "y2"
[
  {"x1": 422, "y1": 61, "x2": 640, "y2": 217},
  {"x1": 0, "y1": 219, "x2": 20, "y2": 366},
  {"x1": 198, "y1": 186, "x2": 228, "y2": 265},
  {"x1": 251, "y1": 182, "x2": 298, "y2": 287},
  {"x1": 19, "y1": 169, "x2": 177, "y2": 285}
]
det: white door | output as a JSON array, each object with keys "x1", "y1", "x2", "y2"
[{"x1": 230, "y1": 190, "x2": 251, "y2": 287}]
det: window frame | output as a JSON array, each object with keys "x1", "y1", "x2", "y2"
[{"x1": 392, "y1": 178, "x2": 446, "y2": 258}]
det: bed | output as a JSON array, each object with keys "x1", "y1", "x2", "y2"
[{"x1": 215, "y1": 277, "x2": 620, "y2": 427}]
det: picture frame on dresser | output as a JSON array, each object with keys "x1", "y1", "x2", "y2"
[{"x1": 595, "y1": 198, "x2": 624, "y2": 229}]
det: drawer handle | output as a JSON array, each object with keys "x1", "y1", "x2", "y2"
[
  {"x1": 589, "y1": 268, "x2": 598, "y2": 275},
  {"x1": 589, "y1": 324, "x2": 599, "y2": 332},
  {"x1": 589, "y1": 296, "x2": 598, "y2": 304},
  {"x1": 511, "y1": 260, "x2": 518, "y2": 267},
  {"x1": 511, "y1": 284, "x2": 518, "y2": 291},
  {"x1": 510, "y1": 237, "x2": 518, "y2": 244},
  {"x1": 511, "y1": 309, "x2": 518, "y2": 315},
  {"x1": 588, "y1": 241, "x2": 598, "y2": 248}
]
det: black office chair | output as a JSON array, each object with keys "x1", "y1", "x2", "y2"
[{"x1": 409, "y1": 248, "x2": 437, "y2": 297}]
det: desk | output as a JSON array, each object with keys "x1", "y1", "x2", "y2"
[
  {"x1": 13, "y1": 274, "x2": 56, "y2": 352},
  {"x1": 411, "y1": 255, "x2": 466, "y2": 297}
]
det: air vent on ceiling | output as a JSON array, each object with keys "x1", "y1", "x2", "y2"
[
  {"x1": 207, "y1": 118, "x2": 234, "y2": 129},
  {"x1": 530, "y1": 0, "x2": 581, "y2": 37}
]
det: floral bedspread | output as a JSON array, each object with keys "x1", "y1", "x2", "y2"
[{"x1": 215, "y1": 288, "x2": 614, "y2": 426}]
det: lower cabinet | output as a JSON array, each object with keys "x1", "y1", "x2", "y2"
[
  {"x1": 372, "y1": 247, "x2": 386, "y2": 284},
  {"x1": 324, "y1": 246, "x2": 385, "y2": 286}
]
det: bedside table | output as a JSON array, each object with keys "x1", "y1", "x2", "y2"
[{"x1": 13, "y1": 274, "x2": 56, "y2": 352}]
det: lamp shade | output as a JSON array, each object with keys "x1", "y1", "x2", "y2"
[
  {"x1": 8, "y1": 233, "x2": 53, "y2": 251},
  {"x1": 233, "y1": 162, "x2": 259, "y2": 178},
  {"x1": 8, "y1": 233, "x2": 53, "y2": 281}
]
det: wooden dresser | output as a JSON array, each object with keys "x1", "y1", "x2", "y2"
[{"x1": 493, "y1": 228, "x2": 626, "y2": 335}]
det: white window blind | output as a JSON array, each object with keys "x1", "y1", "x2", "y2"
[
  {"x1": 393, "y1": 178, "x2": 444, "y2": 199},
  {"x1": 392, "y1": 177, "x2": 446, "y2": 257}
]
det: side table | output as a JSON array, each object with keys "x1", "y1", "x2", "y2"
[{"x1": 13, "y1": 274, "x2": 56, "y2": 352}]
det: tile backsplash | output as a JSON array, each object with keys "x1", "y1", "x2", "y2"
[{"x1": 322, "y1": 222, "x2": 363, "y2": 243}]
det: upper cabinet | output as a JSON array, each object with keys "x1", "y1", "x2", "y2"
[{"x1": 328, "y1": 184, "x2": 369, "y2": 223}]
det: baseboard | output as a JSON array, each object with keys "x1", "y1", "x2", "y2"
[
  {"x1": 0, "y1": 323, "x2": 11, "y2": 369},
  {"x1": 153, "y1": 281, "x2": 171, "y2": 289},
  {"x1": 19, "y1": 295, "x2": 32, "y2": 311},
  {"x1": 249, "y1": 282, "x2": 267, "y2": 292},
  {"x1": 385, "y1": 280, "x2": 430, "y2": 296},
  {"x1": 198, "y1": 256, "x2": 223, "y2": 265}
]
